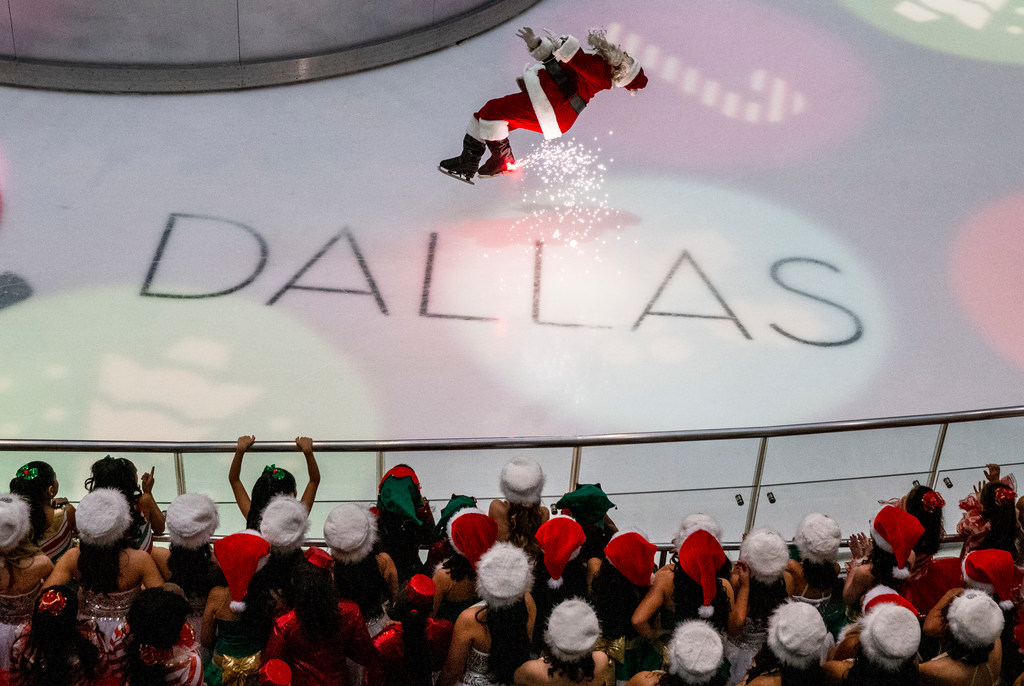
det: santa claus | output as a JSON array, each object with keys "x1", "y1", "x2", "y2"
[{"x1": 439, "y1": 26, "x2": 648, "y2": 184}]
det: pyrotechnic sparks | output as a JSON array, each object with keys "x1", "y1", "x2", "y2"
[{"x1": 510, "y1": 137, "x2": 622, "y2": 255}]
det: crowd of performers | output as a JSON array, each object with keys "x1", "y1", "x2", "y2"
[{"x1": 0, "y1": 440, "x2": 1021, "y2": 685}]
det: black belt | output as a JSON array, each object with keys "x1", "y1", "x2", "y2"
[{"x1": 542, "y1": 57, "x2": 586, "y2": 114}]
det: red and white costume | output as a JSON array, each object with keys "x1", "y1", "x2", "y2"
[{"x1": 472, "y1": 34, "x2": 644, "y2": 141}]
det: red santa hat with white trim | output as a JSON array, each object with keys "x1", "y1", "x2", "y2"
[
  {"x1": 447, "y1": 508, "x2": 498, "y2": 570},
  {"x1": 963, "y1": 548, "x2": 1018, "y2": 611},
  {"x1": 678, "y1": 528, "x2": 727, "y2": 619},
  {"x1": 535, "y1": 514, "x2": 586, "y2": 589},
  {"x1": 870, "y1": 505, "x2": 924, "y2": 580},
  {"x1": 861, "y1": 584, "x2": 919, "y2": 615},
  {"x1": 213, "y1": 530, "x2": 271, "y2": 613},
  {"x1": 604, "y1": 530, "x2": 657, "y2": 587}
]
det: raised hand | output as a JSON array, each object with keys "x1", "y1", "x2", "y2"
[{"x1": 516, "y1": 27, "x2": 541, "y2": 50}]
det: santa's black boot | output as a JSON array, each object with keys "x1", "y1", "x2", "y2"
[
  {"x1": 477, "y1": 138, "x2": 516, "y2": 178},
  {"x1": 439, "y1": 134, "x2": 486, "y2": 184}
]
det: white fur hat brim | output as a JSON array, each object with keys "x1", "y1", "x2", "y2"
[
  {"x1": 666, "y1": 620, "x2": 724, "y2": 685},
  {"x1": 674, "y1": 513, "x2": 723, "y2": 549},
  {"x1": 77, "y1": 488, "x2": 132, "y2": 547},
  {"x1": 324, "y1": 503, "x2": 378, "y2": 564},
  {"x1": 259, "y1": 495, "x2": 309, "y2": 551},
  {"x1": 948, "y1": 590, "x2": 1004, "y2": 649},
  {"x1": 476, "y1": 542, "x2": 533, "y2": 608},
  {"x1": 767, "y1": 601, "x2": 828, "y2": 669},
  {"x1": 167, "y1": 492, "x2": 220, "y2": 549},
  {"x1": 499, "y1": 456, "x2": 545, "y2": 506},
  {"x1": 860, "y1": 604, "x2": 921, "y2": 671},
  {"x1": 545, "y1": 599, "x2": 600, "y2": 661},
  {"x1": 0, "y1": 494, "x2": 30, "y2": 553},
  {"x1": 740, "y1": 529, "x2": 789, "y2": 583},
  {"x1": 794, "y1": 513, "x2": 841, "y2": 564}
]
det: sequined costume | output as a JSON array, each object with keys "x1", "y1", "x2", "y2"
[
  {"x1": 262, "y1": 600, "x2": 379, "y2": 686},
  {"x1": 9, "y1": 618, "x2": 116, "y2": 686},
  {"x1": 374, "y1": 617, "x2": 453, "y2": 686},
  {"x1": 459, "y1": 647, "x2": 498, "y2": 686},
  {"x1": 0, "y1": 583, "x2": 41, "y2": 675},
  {"x1": 143, "y1": 623, "x2": 204, "y2": 685}
]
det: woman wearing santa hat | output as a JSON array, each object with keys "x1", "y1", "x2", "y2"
[
  {"x1": 438, "y1": 542, "x2": 537, "y2": 686},
  {"x1": 743, "y1": 601, "x2": 830, "y2": 685},
  {"x1": 627, "y1": 620, "x2": 727, "y2": 686},
  {"x1": 843, "y1": 504, "x2": 925, "y2": 609},
  {"x1": 44, "y1": 488, "x2": 164, "y2": 683},
  {"x1": 515, "y1": 599, "x2": 610, "y2": 686},
  {"x1": 823, "y1": 600, "x2": 922, "y2": 684},
  {"x1": 532, "y1": 515, "x2": 588, "y2": 653},
  {"x1": 590, "y1": 530, "x2": 659, "y2": 684},
  {"x1": 432, "y1": 507, "x2": 498, "y2": 623},
  {"x1": 918, "y1": 589, "x2": 1002, "y2": 686},
  {"x1": 488, "y1": 455, "x2": 550, "y2": 561},
  {"x1": 786, "y1": 513, "x2": 847, "y2": 640}
]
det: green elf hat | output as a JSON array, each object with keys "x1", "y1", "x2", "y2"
[
  {"x1": 434, "y1": 494, "x2": 478, "y2": 538},
  {"x1": 377, "y1": 465, "x2": 423, "y2": 525},
  {"x1": 555, "y1": 484, "x2": 615, "y2": 527}
]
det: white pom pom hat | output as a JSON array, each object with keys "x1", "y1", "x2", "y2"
[
  {"x1": 324, "y1": 503, "x2": 378, "y2": 564},
  {"x1": 166, "y1": 492, "x2": 219, "y2": 549},
  {"x1": 77, "y1": 488, "x2": 132, "y2": 547},
  {"x1": 674, "y1": 513, "x2": 723, "y2": 549},
  {"x1": 545, "y1": 599, "x2": 600, "y2": 661},
  {"x1": 948, "y1": 589, "x2": 1004, "y2": 649},
  {"x1": 767, "y1": 601, "x2": 828, "y2": 669},
  {"x1": 259, "y1": 495, "x2": 309, "y2": 551},
  {"x1": 666, "y1": 620, "x2": 724, "y2": 685},
  {"x1": 476, "y1": 542, "x2": 533, "y2": 608},
  {"x1": 793, "y1": 513, "x2": 841, "y2": 564},
  {"x1": 740, "y1": 529, "x2": 789, "y2": 583},
  {"x1": 499, "y1": 456, "x2": 545, "y2": 505},
  {"x1": 859, "y1": 603, "x2": 921, "y2": 671},
  {"x1": 0, "y1": 494, "x2": 30, "y2": 553}
]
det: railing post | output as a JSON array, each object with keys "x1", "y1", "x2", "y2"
[
  {"x1": 569, "y1": 445, "x2": 583, "y2": 491},
  {"x1": 173, "y1": 452, "x2": 186, "y2": 496},
  {"x1": 926, "y1": 423, "x2": 948, "y2": 491},
  {"x1": 376, "y1": 451, "x2": 385, "y2": 489},
  {"x1": 744, "y1": 437, "x2": 769, "y2": 535}
]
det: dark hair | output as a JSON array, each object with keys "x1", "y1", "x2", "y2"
[
  {"x1": 844, "y1": 646, "x2": 919, "y2": 685},
  {"x1": 21, "y1": 585, "x2": 99, "y2": 686},
  {"x1": 545, "y1": 650, "x2": 596, "y2": 682},
  {"x1": 979, "y1": 482, "x2": 1019, "y2": 559},
  {"x1": 533, "y1": 554, "x2": 589, "y2": 617},
  {"x1": 125, "y1": 588, "x2": 190, "y2": 686},
  {"x1": 592, "y1": 559, "x2": 645, "y2": 638},
  {"x1": 246, "y1": 468, "x2": 297, "y2": 531},
  {"x1": 167, "y1": 544, "x2": 223, "y2": 600},
  {"x1": 940, "y1": 601, "x2": 997, "y2": 666},
  {"x1": 507, "y1": 502, "x2": 545, "y2": 559},
  {"x1": 904, "y1": 485, "x2": 943, "y2": 556},
  {"x1": 9, "y1": 461, "x2": 57, "y2": 544},
  {"x1": 442, "y1": 552, "x2": 476, "y2": 583},
  {"x1": 84, "y1": 456, "x2": 147, "y2": 544},
  {"x1": 78, "y1": 543, "x2": 123, "y2": 593},
  {"x1": 868, "y1": 546, "x2": 904, "y2": 591},
  {"x1": 801, "y1": 559, "x2": 838, "y2": 593},
  {"x1": 672, "y1": 566, "x2": 731, "y2": 633},
  {"x1": 390, "y1": 587, "x2": 433, "y2": 686},
  {"x1": 482, "y1": 601, "x2": 531, "y2": 685},
  {"x1": 658, "y1": 670, "x2": 728, "y2": 686},
  {"x1": 288, "y1": 560, "x2": 340, "y2": 642},
  {"x1": 333, "y1": 553, "x2": 389, "y2": 620},
  {"x1": 378, "y1": 507, "x2": 425, "y2": 583},
  {"x1": 746, "y1": 577, "x2": 789, "y2": 629},
  {"x1": 746, "y1": 644, "x2": 826, "y2": 685}
]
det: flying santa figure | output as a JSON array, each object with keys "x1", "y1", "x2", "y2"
[{"x1": 438, "y1": 26, "x2": 648, "y2": 184}]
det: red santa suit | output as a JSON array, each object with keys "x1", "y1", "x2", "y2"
[{"x1": 472, "y1": 34, "x2": 647, "y2": 141}]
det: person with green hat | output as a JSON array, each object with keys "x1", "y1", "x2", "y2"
[
  {"x1": 374, "y1": 465, "x2": 436, "y2": 583},
  {"x1": 555, "y1": 483, "x2": 618, "y2": 563}
]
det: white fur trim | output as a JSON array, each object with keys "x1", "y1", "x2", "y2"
[
  {"x1": 551, "y1": 35, "x2": 581, "y2": 62},
  {"x1": 948, "y1": 590, "x2": 1004, "y2": 649},
  {"x1": 499, "y1": 456, "x2": 546, "y2": 505},
  {"x1": 870, "y1": 525, "x2": 893, "y2": 554},
  {"x1": 259, "y1": 495, "x2": 309, "y2": 551},
  {"x1": 465, "y1": 117, "x2": 483, "y2": 140},
  {"x1": 167, "y1": 492, "x2": 219, "y2": 549},
  {"x1": 740, "y1": 529, "x2": 789, "y2": 583},
  {"x1": 674, "y1": 514, "x2": 722, "y2": 549},
  {"x1": 666, "y1": 621, "x2": 723, "y2": 684},
  {"x1": 612, "y1": 56, "x2": 642, "y2": 88},
  {"x1": 230, "y1": 600, "x2": 246, "y2": 613},
  {"x1": 547, "y1": 577, "x2": 563, "y2": 589},
  {"x1": 476, "y1": 542, "x2": 533, "y2": 607},
  {"x1": 892, "y1": 566, "x2": 910, "y2": 580},
  {"x1": 530, "y1": 36, "x2": 554, "y2": 61},
  {"x1": 476, "y1": 118, "x2": 509, "y2": 141},
  {"x1": 859, "y1": 604, "x2": 920, "y2": 671},
  {"x1": 1001, "y1": 600, "x2": 1015, "y2": 611},
  {"x1": 794, "y1": 513, "x2": 841, "y2": 564},
  {"x1": 522, "y1": 64, "x2": 562, "y2": 140},
  {"x1": 545, "y1": 599, "x2": 600, "y2": 661},
  {"x1": 698, "y1": 605, "x2": 714, "y2": 619},
  {"x1": 0, "y1": 494, "x2": 30, "y2": 553},
  {"x1": 767, "y1": 601, "x2": 828, "y2": 669},
  {"x1": 77, "y1": 488, "x2": 132, "y2": 547},
  {"x1": 324, "y1": 503, "x2": 378, "y2": 564}
]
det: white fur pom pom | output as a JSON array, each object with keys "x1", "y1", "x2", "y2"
[
  {"x1": 230, "y1": 600, "x2": 246, "y2": 613},
  {"x1": 892, "y1": 566, "x2": 910, "y2": 580},
  {"x1": 1001, "y1": 600, "x2": 1015, "y2": 611},
  {"x1": 548, "y1": 577, "x2": 564, "y2": 589},
  {"x1": 698, "y1": 605, "x2": 714, "y2": 619}
]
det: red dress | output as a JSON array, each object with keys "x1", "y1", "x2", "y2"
[
  {"x1": 900, "y1": 554, "x2": 964, "y2": 614},
  {"x1": 262, "y1": 601, "x2": 380, "y2": 686},
  {"x1": 373, "y1": 618, "x2": 453, "y2": 686}
]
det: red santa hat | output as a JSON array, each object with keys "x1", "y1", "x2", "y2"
[
  {"x1": 535, "y1": 515, "x2": 586, "y2": 589},
  {"x1": 740, "y1": 529, "x2": 789, "y2": 583},
  {"x1": 861, "y1": 584, "x2": 918, "y2": 615},
  {"x1": 213, "y1": 531, "x2": 271, "y2": 613},
  {"x1": 963, "y1": 548, "x2": 1018, "y2": 611},
  {"x1": 447, "y1": 508, "x2": 498, "y2": 570},
  {"x1": 678, "y1": 528, "x2": 727, "y2": 619},
  {"x1": 870, "y1": 505, "x2": 924, "y2": 580},
  {"x1": 604, "y1": 530, "x2": 657, "y2": 587},
  {"x1": 948, "y1": 589, "x2": 1005, "y2": 649}
]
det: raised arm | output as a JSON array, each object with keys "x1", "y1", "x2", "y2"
[
  {"x1": 295, "y1": 436, "x2": 320, "y2": 512},
  {"x1": 632, "y1": 568, "x2": 672, "y2": 639},
  {"x1": 228, "y1": 435, "x2": 255, "y2": 517},
  {"x1": 138, "y1": 466, "x2": 165, "y2": 535}
]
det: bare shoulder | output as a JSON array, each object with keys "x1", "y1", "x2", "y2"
[
  {"x1": 488, "y1": 499, "x2": 509, "y2": 518},
  {"x1": 626, "y1": 671, "x2": 662, "y2": 686},
  {"x1": 514, "y1": 658, "x2": 549, "y2": 686}
]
